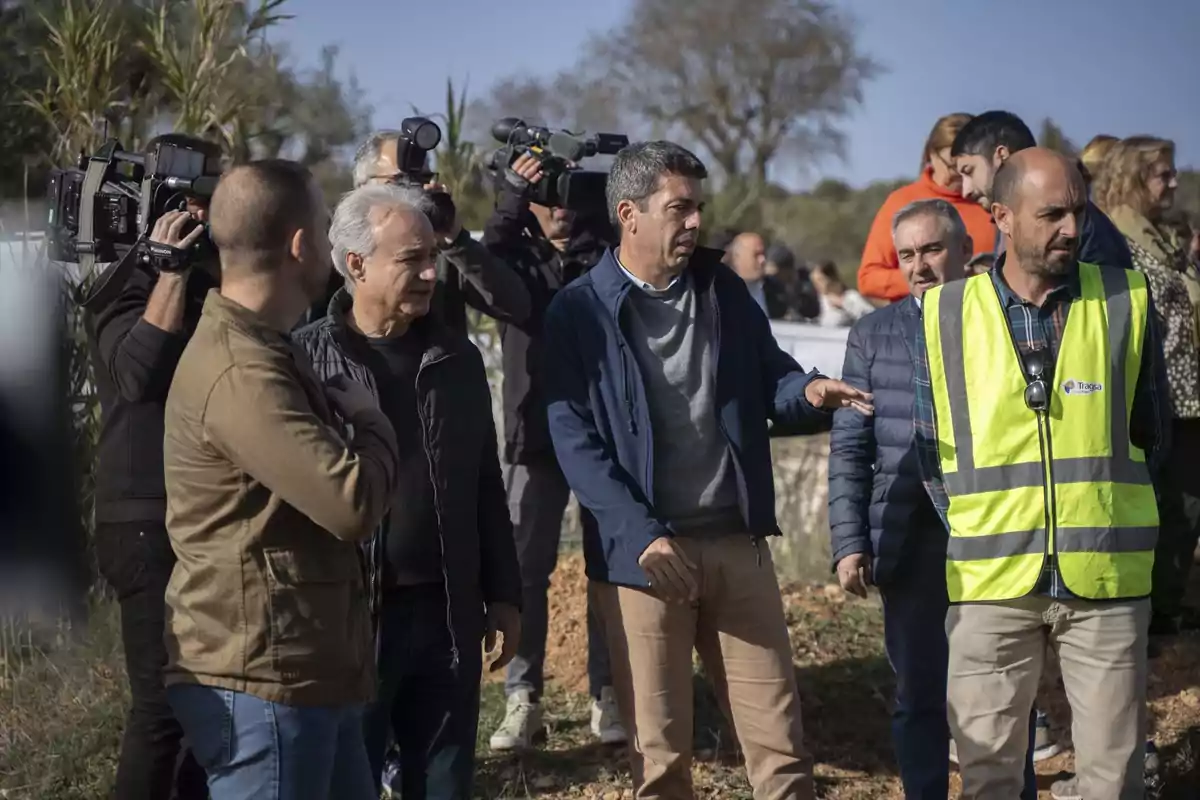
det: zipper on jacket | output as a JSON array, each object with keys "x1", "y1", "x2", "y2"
[
  {"x1": 416, "y1": 352, "x2": 461, "y2": 669},
  {"x1": 1037, "y1": 409, "x2": 1057, "y2": 583},
  {"x1": 358, "y1": 362, "x2": 384, "y2": 627},
  {"x1": 616, "y1": 339, "x2": 636, "y2": 435},
  {"x1": 611, "y1": 283, "x2": 653, "y2": 496}
]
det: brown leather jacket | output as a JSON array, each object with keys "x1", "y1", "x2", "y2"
[{"x1": 162, "y1": 291, "x2": 399, "y2": 706}]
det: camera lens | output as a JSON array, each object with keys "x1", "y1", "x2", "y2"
[{"x1": 411, "y1": 120, "x2": 441, "y2": 152}]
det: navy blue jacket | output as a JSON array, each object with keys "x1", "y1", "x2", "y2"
[
  {"x1": 828, "y1": 296, "x2": 941, "y2": 586},
  {"x1": 995, "y1": 200, "x2": 1133, "y2": 271},
  {"x1": 543, "y1": 246, "x2": 834, "y2": 587}
]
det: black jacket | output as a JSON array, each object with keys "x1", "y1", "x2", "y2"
[
  {"x1": 432, "y1": 227, "x2": 531, "y2": 335},
  {"x1": 293, "y1": 289, "x2": 521, "y2": 654},
  {"x1": 827, "y1": 297, "x2": 941, "y2": 585},
  {"x1": 87, "y1": 265, "x2": 216, "y2": 524},
  {"x1": 482, "y1": 188, "x2": 612, "y2": 465}
]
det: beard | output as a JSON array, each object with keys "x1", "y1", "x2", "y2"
[{"x1": 1013, "y1": 241, "x2": 1074, "y2": 278}]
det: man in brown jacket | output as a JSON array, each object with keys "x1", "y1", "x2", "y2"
[{"x1": 162, "y1": 159, "x2": 400, "y2": 800}]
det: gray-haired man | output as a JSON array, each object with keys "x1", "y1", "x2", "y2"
[
  {"x1": 343, "y1": 129, "x2": 530, "y2": 333},
  {"x1": 829, "y1": 198, "x2": 970, "y2": 799},
  {"x1": 294, "y1": 183, "x2": 521, "y2": 799}
]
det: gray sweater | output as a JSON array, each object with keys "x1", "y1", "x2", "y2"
[{"x1": 621, "y1": 268, "x2": 742, "y2": 534}]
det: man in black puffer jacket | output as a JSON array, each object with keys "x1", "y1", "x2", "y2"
[
  {"x1": 828, "y1": 198, "x2": 969, "y2": 800},
  {"x1": 294, "y1": 182, "x2": 520, "y2": 799}
]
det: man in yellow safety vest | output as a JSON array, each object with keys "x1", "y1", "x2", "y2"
[{"x1": 914, "y1": 148, "x2": 1170, "y2": 800}]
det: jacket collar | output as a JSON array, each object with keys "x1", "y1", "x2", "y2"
[
  {"x1": 323, "y1": 286, "x2": 459, "y2": 363},
  {"x1": 590, "y1": 245, "x2": 724, "y2": 316},
  {"x1": 202, "y1": 290, "x2": 292, "y2": 347},
  {"x1": 1107, "y1": 204, "x2": 1185, "y2": 267}
]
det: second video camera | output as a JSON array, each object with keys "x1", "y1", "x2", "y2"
[{"x1": 486, "y1": 118, "x2": 629, "y2": 213}]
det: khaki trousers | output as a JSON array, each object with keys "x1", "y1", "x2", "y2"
[
  {"x1": 594, "y1": 535, "x2": 815, "y2": 800},
  {"x1": 946, "y1": 596, "x2": 1150, "y2": 800}
]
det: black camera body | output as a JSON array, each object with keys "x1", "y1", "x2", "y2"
[
  {"x1": 47, "y1": 135, "x2": 222, "y2": 308},
  {"x1": 47, "y1": 135, "x2": 221, "y2": 267},
  {"x1": 486, "y1": 118, "x2": 629, "y2": 213},
  {"x1": 384, "y1": 116, "x2": 457, "y2": 235}
]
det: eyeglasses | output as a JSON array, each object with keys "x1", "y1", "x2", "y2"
[{"x1": 1022, "y1": 348, "x2": 1049, "y2": 413}]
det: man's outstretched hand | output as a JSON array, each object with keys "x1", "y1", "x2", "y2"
[{"x1": 805, "y1": 378, "x2": 874, "y2": 416}]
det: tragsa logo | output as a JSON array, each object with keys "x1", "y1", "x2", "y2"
[{"x1": 1062, "y1": 379, "x2": 1103, "y2": 396}]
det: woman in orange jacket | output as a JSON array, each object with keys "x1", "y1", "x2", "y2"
[{"x1": 858, "y1": 113, "x2": 997, "y2": 303}]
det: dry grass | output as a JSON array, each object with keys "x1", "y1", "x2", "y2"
[{"x1": 3, "y1": 556, "x2": 1199, "y2": 799}]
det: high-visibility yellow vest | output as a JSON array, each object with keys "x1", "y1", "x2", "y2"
[{"x1": 924, "y1": 263, "x2": 1159, "y2": 602}]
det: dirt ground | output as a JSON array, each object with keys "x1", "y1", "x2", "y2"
[
  {"x1": 2, "y1": 553, "x2": 1197, "y2": 799},
  {"x1": 475, "y1": 553, "x2": 1200, "y2": 799}
]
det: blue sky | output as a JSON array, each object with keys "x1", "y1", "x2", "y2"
[{"x1": 273, "y1": 0, "x2": 1200, "y2": 189}]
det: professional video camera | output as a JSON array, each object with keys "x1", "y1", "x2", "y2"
[
  {"x1": 379, "y1": 116, "x2": 458, "y2": 234},
  {"x1": 486, "y1": 118, "x2": 629, "y2": 213},
  {"x1": 46, "y1": 134, "x2": 222, "y2": 308}
]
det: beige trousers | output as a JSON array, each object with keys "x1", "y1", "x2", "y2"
[
  {"x1": 946, "y1": 596, "x2": 1150, "y2": 800},
  {"x1": 594, "y1": 535, "x2": 815, "y2": 800}
]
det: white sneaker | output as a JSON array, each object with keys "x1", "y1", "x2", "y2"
[
  {"x1": 590, "y1": 686, "x2": 628, "y2": 745},
  {"x1": 948, "y1": 738, "x2": 958, "y2": 765},
  {"x1": 489, "y1": 689, "x2": 545, "y2": 751},
  {"x1": 1032, "y1": 713, "x2": 1063, "y2": 761}
]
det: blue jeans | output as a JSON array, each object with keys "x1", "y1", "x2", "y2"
[
  {"x1": 166, "y1": 684, "x2": 374, "y2": 800},
  {"x1": 363, "y1": 585, "x2": 482, "y2": 799},
  {"x1": 881, "y1": 540, "x2": 1037, "y2": 800}
]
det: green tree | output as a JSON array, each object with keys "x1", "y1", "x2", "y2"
[
  {"x1": 763, "y1": 177, "x2": 905, "y2": 278},
  {"x1": 1, "y1": 0, "x2": 369, "y2": 204},
  {"x1": 1176, "y1": 168, "x2": 1200, "y2": 223},
  {"x1": 1038, "y1": 117, "x2": 1078, "y2": 159}
]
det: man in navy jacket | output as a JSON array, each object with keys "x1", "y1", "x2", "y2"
[
  {"x1": 542, "y1": 140, "x2": 872, "y2": 798},
  {"x1": 829, "y1": 198, "x2": 969, "y2": 799},
  {"x1": 830, "y1": 198, "x2": 1041, "y2": 800}
]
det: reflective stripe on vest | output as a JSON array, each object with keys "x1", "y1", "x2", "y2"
[{"x1": 924, "y1": 263, "x2": 1158, "y2": 602}]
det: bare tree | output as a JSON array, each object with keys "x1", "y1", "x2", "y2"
[
  {"x1": 586, "y1": 0, "x2": 879, "y2": 184},
  {"x1": 467, "y1": 71, "x2": 625, "y2": 148}
]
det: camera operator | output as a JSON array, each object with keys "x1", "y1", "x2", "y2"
[
  {"x1": 349, "y1": 130, "x2": 531, "y2": 334},
  {"x1": 483, "y1": 152, "x2": 627, "y2": 752},
  {"x1": 86, "y1": 182, "x2": 215, "y2": 796}
]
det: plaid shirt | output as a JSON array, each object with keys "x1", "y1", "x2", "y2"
[{"x1": 913, "y1": 259, "x2": 1169, "y2": 599}]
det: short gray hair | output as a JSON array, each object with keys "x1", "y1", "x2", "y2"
[
  {"x1": 605, "y1": 141, "x2": 708, "y2": 228},
  {"x1": 890, "y1": 198, "x2": 968, "y2": 246},
  {"x1": 329, "y1": 183, "x2": 432, "y2": 286},
  {"x1": 352, "y1": 130, "x2": 402, "y2": 188}
]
